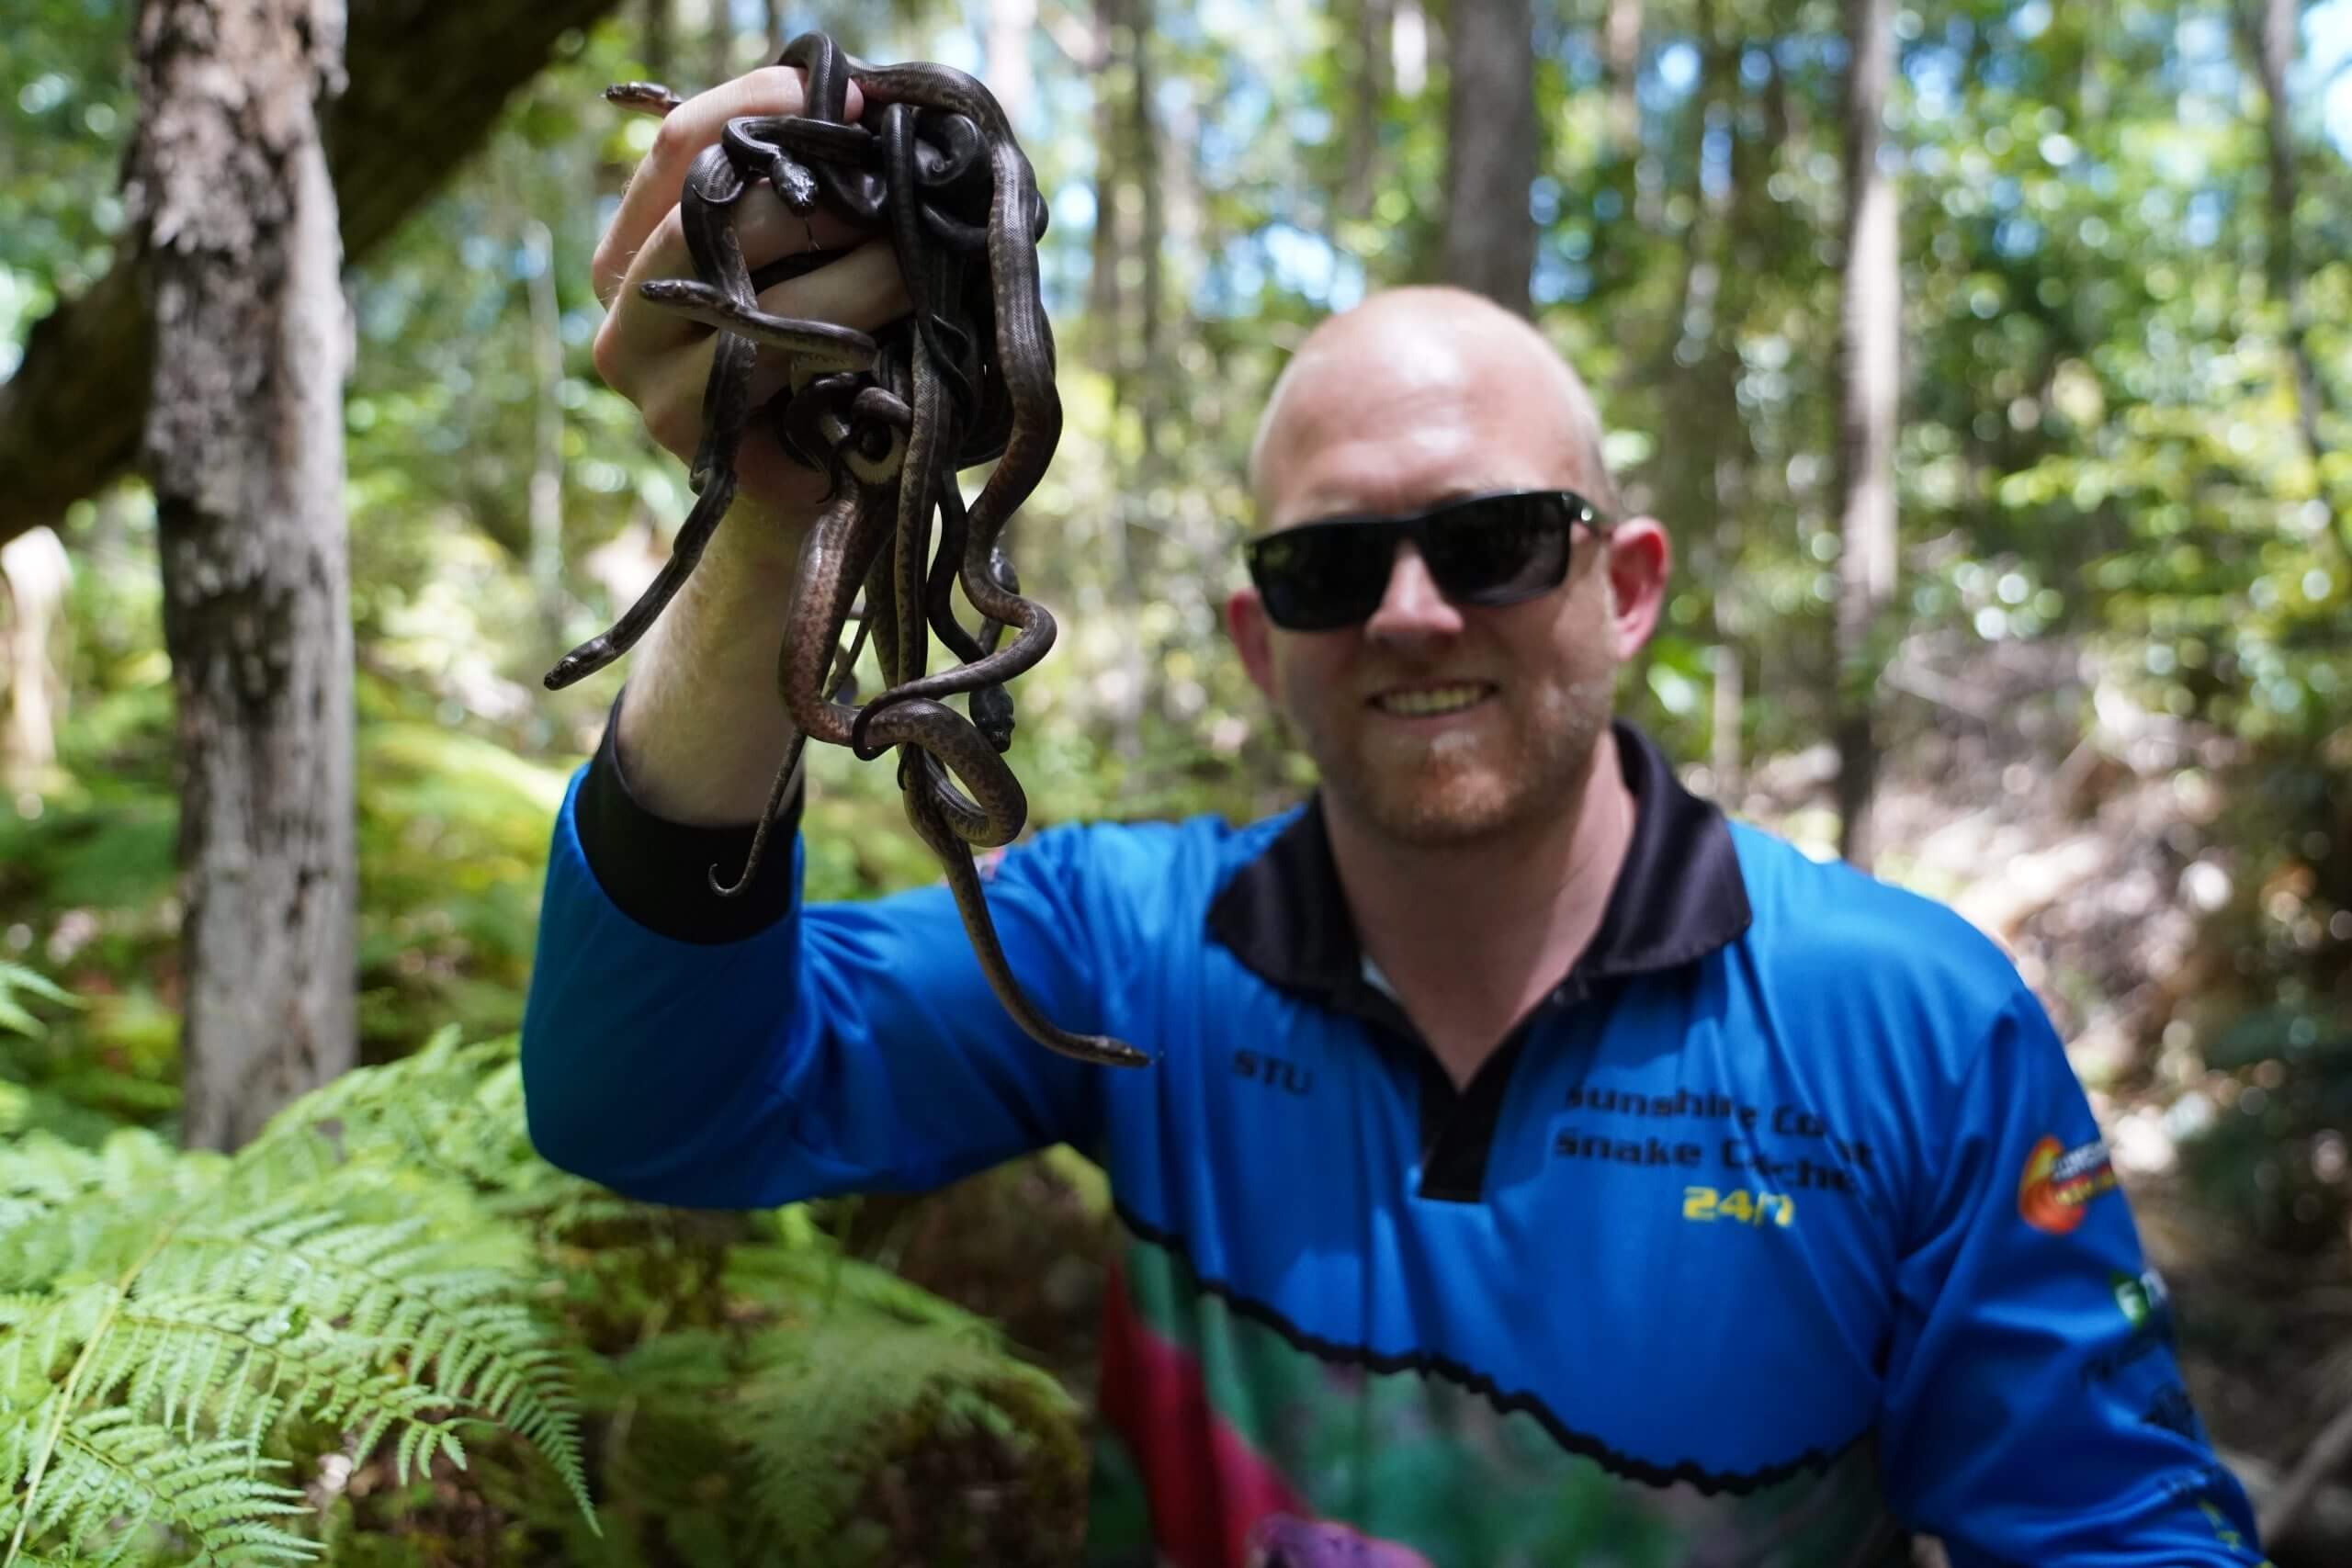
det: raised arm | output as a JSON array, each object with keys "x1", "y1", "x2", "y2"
[{"x1": 519, "y1": 60, "x2": 1115, "y2": 1206}]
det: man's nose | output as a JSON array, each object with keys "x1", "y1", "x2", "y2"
[{"x1": 1363, "y1": 542, "x2": 1464, "y2": 646}]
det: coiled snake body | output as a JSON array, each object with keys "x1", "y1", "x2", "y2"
[{"x1": 549, "y1": 35, "x2": 1148, "y2": 1071}]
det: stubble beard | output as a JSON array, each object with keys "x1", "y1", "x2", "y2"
[{"x1": 1306, "y1": 671, "x2": 1617, "y2": 848}]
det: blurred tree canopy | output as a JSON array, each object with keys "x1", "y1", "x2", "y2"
[{"x1": 4, "y1": 0, "x2": 2352, "y2": 1555}]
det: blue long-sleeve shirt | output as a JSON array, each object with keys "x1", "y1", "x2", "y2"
[{"x1": 522, "y1": 718, "x2": 2267, "y2": 1567}]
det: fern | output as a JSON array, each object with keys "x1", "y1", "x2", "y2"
[
  {"x1": 4, "y1": 1030, "x2": 1087, "y2": 1565},
  {"x1": 0, "y1": 964, "x2": 81, "y2": 1043},
  {"x1": 733, "y1": 1314, "x2": 1074, "y2": 1557},
  {"x1": 0, "y1": 1035, "x2": 594, "y2": 1567},
  {"x1": 0, "y1": 1402, "x2": 313, "y2": 1566}
]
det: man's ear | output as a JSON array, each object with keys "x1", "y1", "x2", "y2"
[
  {"x1": 1601, "y1": 517, "x2": 1672, "y2": 660},
  {"x1": 1227, "y1": 585, "x2": 1278, "y2": 700}
]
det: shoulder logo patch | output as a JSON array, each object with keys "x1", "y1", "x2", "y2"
[{"x1": 2018, "y1": 1134, "x2": 2118, "y2": 1235}]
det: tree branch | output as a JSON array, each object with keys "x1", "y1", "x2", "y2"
[{"x1": 0, "y1": 0, "x2": 627, "y2": 545}]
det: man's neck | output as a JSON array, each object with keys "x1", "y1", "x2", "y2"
[{"x1": 1325, "y1": 728, "x2": 1639, "y2": 1089}]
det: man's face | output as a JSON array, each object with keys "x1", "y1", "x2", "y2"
[{"x1": 1227, "y1": 322, "x2": 1667, "y2": 848}]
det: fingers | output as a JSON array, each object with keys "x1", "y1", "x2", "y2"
[
  {"x1": 616, "y1": 238, "x2": 913, "y2": 463},
  {"x1": 744, "y1": 239, "x2": 910, "y2": 387},
  {"x1": 592, "y1": 63, "x2": 868, "y2": 310},
  {"x1": 599, "y1": 183, "x2": 873, "y2": 369},
  {"x1": 584, "y1": 60, "x2": 911, "y2": 524}
]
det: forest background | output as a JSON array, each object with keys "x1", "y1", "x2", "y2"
[{"x1": 3, "y1": 0, "x2": 2351, "y2": 1562}]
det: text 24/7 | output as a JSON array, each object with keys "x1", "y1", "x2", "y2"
[{"x1": 1683, "y1": 1187, "x2": 1796, "y2": 1228}]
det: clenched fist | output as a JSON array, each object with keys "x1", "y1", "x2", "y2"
[{"x1": 590, "y1": 64, "x2": 914, "y2": 526}]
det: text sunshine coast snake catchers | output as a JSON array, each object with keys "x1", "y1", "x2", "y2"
[{"x1": 546, "y1": 33, "x2": 1149, "y2": 1071}]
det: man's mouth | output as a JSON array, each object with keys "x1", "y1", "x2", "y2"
[{"x1": 1371, "y1": 682, "x2": 1494, "y2": 717}]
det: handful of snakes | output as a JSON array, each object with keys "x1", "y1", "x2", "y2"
[{"x1": 546, "y1": 34, "x2": 1149, "y2": 1070}]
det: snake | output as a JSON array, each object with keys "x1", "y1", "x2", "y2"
[{"x1": 546, "y1": 35, "x2": 1148, "y2": 1071}]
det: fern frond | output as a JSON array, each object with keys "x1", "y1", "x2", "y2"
[
  {"x1": 240, "y1": 1031, "x2": 548, "y2": 1203},
  {"x1": 2, "y1": 1075, "x2": 597, "y2": 1563},
  {"x1": 727, "y1": 1246, "x2": 1001, "y2": 1346},
  {"x1": 135, "y1": 1199, "x2": 591, "y2": 1520},
  {"x1": 0, "y1": 1404, "x2": 315, "y2": 1566},
  {"x1": 729, "y1": 1315, "x2": 1075, "y2": 1554},
  {"x1": 0, "y1": 1030, "x2": 1103, "y2": 1565},
  {"x1": 0, "y1": 961, "x2": 81, "y2": 1041},
  {"x1": 0, "y1": 1132, "x2": 217, "y2": 1289}
]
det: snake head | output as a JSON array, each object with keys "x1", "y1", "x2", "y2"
[
  {"x1": 970, "y1": 685, "x2": 1016, "y2": 752},
  {"x1": 848, "y1": 699, "x2": 893, "y2": 762}
]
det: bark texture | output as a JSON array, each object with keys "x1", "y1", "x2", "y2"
[
  {"x1": 1834, "y1": 0, "x2": 1898, "y2": 871},
  {"x1": 0, "y1": 0, "x2": 627, "y2": 545},
  {"x1": 128, "y1": 0, "x2": 356, "y2": 1151},
  {"x1": 1438, "y1": 0, "x2": 1537, "y2": 315}
]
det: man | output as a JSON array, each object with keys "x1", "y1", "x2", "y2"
[{"x1": 521, "y1": 63, "x2": 2269, "y2": 1567}]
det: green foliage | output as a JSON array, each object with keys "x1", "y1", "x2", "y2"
[
  {"x1": 0, "y1": 1035, "x2": 590, "y2": 1566},
  {"x1": 569, "y1": 1293, "x2": 1082, "y2": 1566},
  {"x1": 350, "y1": 691, "x2": 574, "y2": 1057},
  {"x1": 0, "y1": 656, "x2": 581, "y2": 1131},
  {"x1": 0, "y1": 1032, "x2": 1082, "y2": 1565},
  {"x1": 0, "y1": 962, "x2": 77, "y2": 1042},
  {"x1": 0, "y1": 0, "x2": 131, "y2": 331},
  {"x1": 6, "y1": 0, "x2": 2352, "y2": 1522}
]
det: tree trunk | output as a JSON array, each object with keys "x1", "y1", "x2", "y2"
[
  {"x1": 1089, "y1": 0, "x2": 1150, "y2": 760},
  {"x1": 2241, "y1": 0, "x2": 2344, "y2": 560},
  {"x1": 705, "y1": 0, "x2": 732, "y2": 89},
  {"x1": 1439, "y1": 0, "x2": 1537, "y2": 314},
  {"x1": 644, "y1": 0, "x2": 673, "y2": 80},
  {"x1": 764, "y1": 0, "x2": 786, "y2": 62},
  {"x1": 987, "y1": 0, "x2": 1038, "y2": 132},
  {"x1": 524, "y1": 218, "x2": 569, "y2": 654},
  {"x1": 1833, "y1": 0, "x2": 1898, "y2": 871},
  {"x1": 2077, "y1": 0, "x2": 2108, "y2": 122},
  {"x1": 1133, "y1": 8, "x2": 1165, "y2": 483},
  {"x1": 1602, "y1": 0, "x2": 1642, "y2": 153},
  {"x1": 127, "y1": 0, "x2": 356, "y2": 1151},
  {"x1": 0, "y1": 0, "x2": 631, "y2": 546},
  {"x1": 0, "y1": 528, "x2": 72, "y2": 782},
  {"x1": 1085, "y1": 0, "x2": 1125, "y2": 370},
  {"x1": 1391, "y1": 0, "x2": 1429, "y2": 97},
  {"x1": 1712, "y1": 458, "x2": 1746, "y2": 797},
  {"x1": 1130, "y1": 0, "x2": 1168, "y2": 739},
  {"x1": 1341, "y1": 0, "x2": 1394, "y2": 220}
]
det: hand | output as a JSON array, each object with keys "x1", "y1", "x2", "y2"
[{"x1": 589, "y1": 64, "x2": 913, "y2": 527}]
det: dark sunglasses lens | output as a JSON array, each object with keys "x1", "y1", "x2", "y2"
[
  {"x1": 1420, "y1": 494, "x2": 1573, "y2": 604},
  {"x1": 1251, "y1": 524, "x2": 1396, "y2": 630}
]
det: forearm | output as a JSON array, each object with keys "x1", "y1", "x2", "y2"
[{"x1": 612, "y1": 496, "x2": 808, "y2": 825}]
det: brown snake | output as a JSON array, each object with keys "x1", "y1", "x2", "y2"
[{"x1": 548, "y1": 36, "x2": 1148, "y2": 1071}]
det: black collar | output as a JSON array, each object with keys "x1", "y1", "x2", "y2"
[{"x1": 1205, "y1": 720, "x2": 1752, "y2": 1019}]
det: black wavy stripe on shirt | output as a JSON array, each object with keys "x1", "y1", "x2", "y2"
[
  {"x1": 571, "y1": 698, "x2": 804, "y2": 944},
  {"x1": 1110, "y1": 1198, "x2": 1886, "y2": 1503}
]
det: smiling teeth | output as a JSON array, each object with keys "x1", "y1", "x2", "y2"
[{"x1": 1379, "y1": 684, "x2": 1487, "y2": 716}]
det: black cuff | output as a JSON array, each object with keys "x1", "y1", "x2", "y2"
[{"x1": 572, "y1": 694, "x2": 805, "y2": 944}]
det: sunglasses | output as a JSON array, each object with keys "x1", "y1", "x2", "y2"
[{"x1": 1242, "y1": 490, "x2": 1612, "y2": 632}]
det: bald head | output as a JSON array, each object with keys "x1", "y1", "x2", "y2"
[{"x1": 1248, "y1": 287, "x2": 1623, "y2": 525}]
